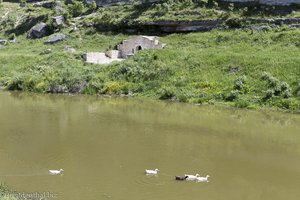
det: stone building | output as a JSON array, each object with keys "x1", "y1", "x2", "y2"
[
  {"x1": 83, "y1": 36, "x2": 165, "y2": 64},
  {"x1": 117, "y1": 36, "x2": 166, "y2": 58}
]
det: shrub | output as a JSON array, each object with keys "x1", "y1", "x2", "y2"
[
  {"x1": 226, "y1": 18, "x2": 243, "y2": 29},
  {"x1": 8, "y1": 33, "x2": 16, "y2": 40},
  {"x1": 68, "y1": 1, "x2": 84, "y2": 17},
  {"x1": 261, "y1": 72, "x2": 279, "y2": 87},
  {"x1": 158, "y1": 86, "x2": 176, "y2": 100},
  {"x1": 100, "y1": 81, "x2": 131, "y2": 95},
  {"x1": 275, "y1": 98, "x2": 300, "y2": 110},
  {"x1": 295, "y1": 83, "x2": 300, "y2": 98},
  {"x1": 86, "y1": 1, "x2": 97, "y2": 12},
  {"x1": 235, "y1": 98, "x2": 250, "y2": 108},
  {"x1": 263, "y1": 89, "x2": 274, "y2": 100},
  {"x1": 226, "y1": 90, "x2": 239, "y2": 101},
  {"x1": 234, "y1": 75, "x2": 247, "y2": 90},
  {"x1": 20, "y1": 0, "x2": 26, "y2": 7}
]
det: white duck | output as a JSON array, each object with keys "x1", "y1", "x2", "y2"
[
  {"x1": 145, "y1": 169, "x2": 159, "y2": 175},
  {"x1": 185, "y1": 174, "x2": 200, "y2": 181},
  {"x1": 49, "y1": 169, "x2": 64, "y2": 175},
  {"x1": 196, "y1": 175, "x2": 210, "y2": 182}
]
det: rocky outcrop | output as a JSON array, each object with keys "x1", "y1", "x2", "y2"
[
  {"x1": 46, "y1": 34, "x2": 66, "y2": 44},
  {"x1": 136, "y1": 17, "x2": 300, "y2": 33},
  {"x1": 0, "y1": 39, "x2": 7, "y2": 45},
  {"x1": 52, "y1": 16, "x2": 65, "y2": 27},
  {"x1": 249, "y1": 17, "x2": 300, "y2": 24},
  {"x1": 91, "y1": 0, "x2": 161, "y2": 7},
  {"x1": 27, "y1": 22, "x2": 47, "y2": 38},
  {"x1": 33, "y1": 1, "x2": 55, "y2": 8},
  {"x1": 143, "y1": 20, "x2": 224, "y2": 33},
  {"x1": 223, "y1": 0, "x2": 300, "y2": 6},
  {"x1": 88, "y1": 0, "x2": 300, "y2": 7}
]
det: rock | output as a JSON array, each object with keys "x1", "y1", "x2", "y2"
[
  {"x1": 33, "y1": 1, "x2": 55, "y2": 8},
  {"x1": 54, "y1": 5, "x2": 65, "y2": 13},
  {"x1": 69, "y1": 81, "x2": 87, "y2": 93},
  {"x1": 27, "y1": 23, "x2": 47, "y2": 39},
  {"x1": 252, "y1": 25, "x2": 268, "y2": 31},
  {"x1": 269, "y1": 24, "x2": 278, "y2": 29},
  {"x1": 0, "y1": 39, "x2": 7, "y2": 45},
  {"x1": 64, "y1": 46, "x2": 76, "y2": 53},
  {"x1": 52, "y1": 15, "x2": 65, "y2": 27},
  {"x1": 46, "y1": 34, "x2": 65, "y2": 44},
  {"x1": 47, "y1": 85, "x2": 69, "y2": 93},
  {"x1": 9, "y1": 39, "x2": 16, "y2": 43}
]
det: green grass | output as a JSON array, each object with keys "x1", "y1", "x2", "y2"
[{"x1": 0, "y1": 26, "x2": 299, "y2": 112}]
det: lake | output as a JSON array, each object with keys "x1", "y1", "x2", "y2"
[{"x1": 0, "y1": 91, "x2": 300, "y2": 200}]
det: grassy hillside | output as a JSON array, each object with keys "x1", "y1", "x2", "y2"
[{"x1": 0, "y1": 1, "x2": 300, "y2": 112}]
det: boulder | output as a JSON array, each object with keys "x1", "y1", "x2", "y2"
[
  {"x1": 27, "y1": 23, "x2": 47, "y2": 39},
  {"x1": 52, "y1": 16, "x2": 65, "y2": 27},
  {"x1": 54, "y1": 5, "x2": 65, "y2": 13},
  {"x1": 64, "y1": 46, "x2": 76, "y2": 53},
  {"x1": 0, "y1": 39, "x2": 7, "y2": 45},
  {"x1": 46, "y1": 34, "x2": 65, "y2": 44},
  {"x1": 33, "y1": 1, "x2": 55, "y2": 8}
]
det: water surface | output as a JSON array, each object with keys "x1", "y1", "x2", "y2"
[{"x1": 0, "y1": 92, "x2": 300, "y2": 200}]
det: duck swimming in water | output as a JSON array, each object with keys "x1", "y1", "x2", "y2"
[
  {"x1": 175, "y1": 175, "x2": 188, "y2": 181},
  {"x1": 145, "y1": 169, "x2": 159, "y2": 175},
  {"x1": 49, "y1": 169, "x2": 64, "y2": 175},
  {"x1": 185, "y1": 174, "x2": 200, "y2": 181},
  {"x1": 196, "y1": 175, "x2": 210, "y2": 182}
]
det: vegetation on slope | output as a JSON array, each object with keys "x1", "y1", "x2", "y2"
[{"x1": 0, "y1": 1, "x2": 300, "y2": 112}]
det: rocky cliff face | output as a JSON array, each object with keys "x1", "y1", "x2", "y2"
[
  {"x1": 223, "y1": 0, "x2": 300, "y2": 6},
  {"x1": 93, "y1": 0, "x2": 300, "y2": 7}
]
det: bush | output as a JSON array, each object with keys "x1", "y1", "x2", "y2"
[
  {"x1": 158, "y1": 86, "x2": 176, "y2": 100},
  {"x1": 68, "y1": 1, "x2": 84, "y2": 17},
  {"x1": 8, "y1": 33, "x2": 16, "y2": 40},
  {"x1": 263, "y1": 89, "x2": 274, "y2": 100},
  {"x1": 294, "y1": 83, "x2": 300, "y2": 98},
  {"x1": 272, "y1": 98, "x2": 300, "y2": 110},
  {"x1": 234, "y1": 75, "x2": 247, "y2": 90},
  {"x1": 226, "y1": 90, "x2": 239, "y2": 101},
  {"x1": 100, "y1": 81, "x2": 131, "y2": 95},
  {"x1": 226, "y1": 18, "x2": 244, "y2": 29},
  {"x1": 86, "y1": 1, "x2": 97, "y2": 12},
  {"x1": 235, "y1": 98, "x2": 250, "y2": 108}
]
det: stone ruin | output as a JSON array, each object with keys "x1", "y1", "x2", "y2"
[{"x1": 83, "y1": 36, "x2": 166, "y2": 65}]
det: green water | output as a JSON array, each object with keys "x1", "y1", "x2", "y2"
[{"x1": 0, "y1": 91, "x2": 300, "y2": 200}]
